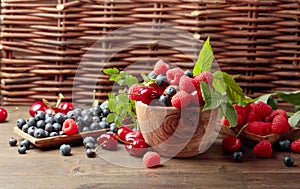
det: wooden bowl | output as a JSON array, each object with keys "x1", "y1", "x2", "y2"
[{"x1": 135, "y1": 101, "x2": 220, "y2": 158}]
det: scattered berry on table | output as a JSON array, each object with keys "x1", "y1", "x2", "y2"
[
  {"x1": 18, "y1": 146, "x2": 27, "y2": 154},
  {"x1": 83, "y1": 136, "x2": 96, "y2": 146},
  {"x1": 290, "y1": 138, "x2": 300, "y2": 153},
  {"x1": 125, "y1": 138, "x2": 149, "y2": 156},
  {"x1": 284, "y1": 156, "x2": 294, "y2": 167},
  {"x1": 232, "y1": 151, "x2": 244, "y2": 163},
  {"x1": 8, "y1": 137, "x2": 17, "y2": 146},
  {"x1": 60, "y1": 144, "x2": 71, "y2": 156},
  {"x1": 86, "y1": 149, "x2": 97, "y2": 158},
  {"x1": 143, "y1": 151, "x2": 161, "y2": 168},
  {"x1": 116, "y1": 126, "x2": 133, "y2": 142},
  {"x1": 253, "y1": 140, "x2": 273, "y2": 158},
  {"x1": 277, "y1": 139, "x2": 291, "y2": 152},
  {"x1": 221, "y1": 136, "x2": 241, "y2": 153},
  {"x1": 97, "y1": 133, "x2": 118, "y2": 150},
  {"x1": 20, "y1": 139, "x2": 30, "y2": 150}
]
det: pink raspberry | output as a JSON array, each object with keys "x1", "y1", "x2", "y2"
[
  {"x1": 153, "y1": 60, "x2": 170, "y2": 75},
  {"x1": 179, "y1": 75, "x2": 195, "y2": 93},
  {"x1": 143, "y1": 151, "x2": 161, "y2": 168},
  {"x1": 271, "y1": 115, "x2": 290, "y2": 134},
  {"x1": 166, "y1": 68, "x2": 184, "y2": 85},
  {"x1": 171, "y1": 91, "x2": 192, "y2": 108},
  {"x1": 192, "y1": 71, "x2": 213, "y2": 89},
  {"x1": 190, "y1": 90, "x2": 204, "y2": 106}
]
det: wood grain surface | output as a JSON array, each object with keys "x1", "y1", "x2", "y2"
[{"x1": 0, "y1": 106, "x2": 300, "y2": 189}]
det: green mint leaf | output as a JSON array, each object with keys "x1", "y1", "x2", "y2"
[
  {"x1": 289, "y1": 111, "x2": 300, "y2": 127},
  {"x1": 221, "y1": 102, "x2": 238, "y2": 128},
  {"x1": 193, "y1": 36, "x2": 214, "y2": 76},
  {"x1": 212, "y1": 71, "x2": 226, "y2": 94},
  {"x1": 125, "y1": 75, "x2": 138, "y2": 87},
  {"x1": 277, "y1": 90, "x2": 300, "y2": 106},
  {"x1": 255, "y1": 93, "x2": 273, "y2": 104},
  {"x1": 106, "y1": 113, "x2": 115, "y2": 123},
  {"x1": 103, "y1": 68, "x2": 119, "y2": 75},
  {"x1": 201, "y1": 82, "x2": 224, "y2": 111}
]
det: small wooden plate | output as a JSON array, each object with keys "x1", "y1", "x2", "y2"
[{"x1": 14, "y1": 127, "x2": 108, "y2": 148}]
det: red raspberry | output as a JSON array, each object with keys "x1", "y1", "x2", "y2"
[
  {"x1": 62, "y1": 119, "x2": 78, "y2": 135},
  {"x1": 190, "y1": 90, "x2": 204, "y2": 106},
  {"x1": 245, "y1": 102, "x2": 255, "y2": 114},
  {"x1": 171, "y1": 91, "x2": 192, "y2": 108},
  {"x1": 275, "y1": 109, "x2": 289, "y2": 120},
  {"x1": 192, "y1": 71, "x2": 213, "y2": 89},
  {"x1": 252, "y1": 101, "x2": 273, "y2": 119},
  {"x1": 179, "y1": 75, "x2": 195, "y2": 93},
  {"x1": 220, "y1": 116, "x2": 230, "y2": 127},
  {"x1": 128, "y1": 84, "x2": 145, "y2": 101},
  {"x1": 153, "y1": 60, "x2": 169, "y2": 75},
  {"x1": 233, "y1": 104, "x2": 247, "y2": 128},
  {"x1": 271, "y1": 115, "x2": 290, "y2": 134},
  {"x1": 143, "y1": 151, "x2": 161, "y2": 168},
  {"x1": 264, "y1": 110, "x2": 279, "y2": 122},
  {"x1": 291, "y1": 138, "x2": 300, "y2": 153},
  {"x1": 253, "y1": 140, "x2": 273, "y2": 158},
  {"x1": 245, "y1": 121, "x2": 271, "y2": 136},
  {"x1": 247, "y1": 111, "x2": 263, "y2": 123},
  {"x1": 166, "y1": 68, "x2": 184, "y2": 85},
  {"x1": 221, "y1": 136, "x2": 241, "y2": 153}
]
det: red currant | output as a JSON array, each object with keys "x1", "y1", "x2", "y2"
[
  {"x1": 29, "y1": 101, "x2": 47, "y2": 117},
  {"x1": 140, "y1": 87, "x2": 159, "y2": 105},
  {"x1": 116, "y1": 126, "x2": 132, "y2": 142},
  {"x1": 0, "y1": 108, "x2": 8, "y2": 122},
  {"x1": 221, "y1": 136, "x2": 241, "y2": 153},
  {"x1": 62, "y1": 118, "x2": 78, "y2": 135},
  {"x1": 97, "y1": 133, "x2": 118, "y2": 150},
  {"x1": 125, "y1": 138, "x2": 148, "y2": 156}
]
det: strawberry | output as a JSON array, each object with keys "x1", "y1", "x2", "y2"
[
  {"x1": 271, "y1": 115, "x2": 290, "y2": 134},
  {"x1": 171, "y1": 91, "x2": 192, "y2": 108},
  {"x1": 253, "y1": 140, "x2": 273, "y2": 158},
  {"x1": 179, "y1": 75, "x2": 195, "y2": 93},
  {"x1": 153, "y1": 60, "x2": 169, "y2": 75},
  {"x1": 190, "y1": 90, "x2": 204, "y2": 106},
  {"x1": 245, "y1": 121, "x2": 271, "y2": 136},
  {"x1": 166, "y1": 68, "x2": 184, "y2": 85},
  {"x1": 143, "y1": 151, "x2": 161, "y2": 168},
  {"x1": 221, "y1": 136, "x2": 241, "y2": 153},
  {"x1": 252, "y1": 101, "x2": 273, "y2": 119},
  {"x1": 291, "y1": 138, "x2": 300, "y2": 153},
  {"x1": 192, "y1": 71, "x2": 213, "y2": 89}
]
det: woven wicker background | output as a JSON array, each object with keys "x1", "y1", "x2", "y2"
[{"x1": 1, "y1": 0, "x2": 300, "y2": 106}]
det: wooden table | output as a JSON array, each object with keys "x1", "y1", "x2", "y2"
[{"x1": 0, "y1": 106, "x2": 299, "y2": 189}]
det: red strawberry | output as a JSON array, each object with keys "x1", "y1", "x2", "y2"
[
  {"x1": 253, "y1": 140, "x2": 273, "y2": 158},
  {"x1": 143, "y1": 151, "x2": 161, "y2": 168},
  {"x1": 252, "y1": 101, "x2": 273, "y2": 119},
  {"x1": 291, "y1": 138, "x2": 300, "y2": 153},
  {"x1": 271, "y1": 115, "x2": 290, "y2": 134},
  {"x1": 179, "y1": 75, "x2": 195, "y2": 93},
  {"x1": 171, "y1": 91, "x2": 191, "y2": 108},
  {"x1": 153, "y1": 60, "x2": 169, "y2": 75},
  {"x1": 192, "y1": 71, "x2": 213, "y2": 89},
  {"x1": 190, "y1": 90, "x2": 204, "y2": 106},
  {"x1": 245, "y1": 121, "x2": 271, "y2": 136},
  {"x1": 221, "y1": 136, "x2": 241, "y2": 153},
  {"x1": 166, "y1": 68, "x2": 184, "y2": 85}
]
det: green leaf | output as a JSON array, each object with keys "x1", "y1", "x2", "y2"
[
  {"x1": 125, "y1": 75, "x2": 138, "y2": 87},
  {"x1": 103, "y1": 68, "x2": 119, "y2": 75},
  {"x1": 277, "y1": 90, "x2": 300, "y2": 106},
  {"x1": 193, "y1": 37, "x2": 214, "y2": 76},
  {"x1": 221, "y1": 102, "x2": 238, "y2": 128},
  {"x1": 106, "y1": 113, "x2": 115, "y2": 123},
  {"x1": 109, "y1": 74, "x2": 118, "y2": 81},
  {"x1": 212, "y1": 71, "x2": 226, "y2": 94},
  {"x1": 118, "y1": 94, "x2": 129, "y2": 103},
  {"x1": 201, "y1": 82, "x2": 223, "y2": 111},
  {"x1": 289, "y1": 111, "x2": 300, "y2": 127},
  {"x1": 255, "y1": 93, "x2": 273, "y2": 104}
]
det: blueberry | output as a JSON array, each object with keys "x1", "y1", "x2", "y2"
[
  {"x1": 92, "y1": 106, "x2": 102, "y2": 116},
  {"x1": 73, "y1": 108, "x2": 82, "y2": 117},
  {"x1": 85, "y1": 142, "x2": 96, "y2": 149},
  {"x1": 155, "y1": 74, "x2": 168, "y2": 87},
  {"x1": 54, "y1": 112, "x2": 66, "y2": 124},
  {"x1": 83, "y1": 136, "x2": 95, "y2": 146},
  {"x1": 18, "y1": 146, "x2": 27, "y2": 154},
  {"x1": 21, "y1": 124, "x2": 29, "y2": 133},
  {"x1": 67, "y1": 110, "x2": 78, "y2": 120},
  {"x1": 60, "y1": 144, "x2": 71, "y2": 156},
  {"x1": 81, "y1": 127, "x2": 90, "y2": 132},
  {"x1": 86, "y1": 149, "x2": 96, "y2": 158},
  {"x1": 109, "y1": 122, "x2": 117, "y2": 133},
  {"x1": 232, "y1": 151, "x2": 243, "y2": 163},
  {"x1": 102, "y1": 109, "x2": 110, "y2": 117},
  {"x1": 16, "y1": 118, "x2": 26, "y2": 129},
  {"x1": 148, "y1": 71, "x2": 157, "y2": 79},
  {"x1": 90, "y1": 122, "x2": 100, "y2": 130},
  {"x1": 49, "y1": 132, "x2": 58, "y2": 137},
  {"x1": 44, "y1": 131, "x2": 49, "y2": 137},
  {"x1": 20, "y1": 139, "x2": 30, "y2": 150},
  {"x1": 76, "y1": 119, "x2": 85, "y2": 130},
  {"x1": 36, "y1": 120, "x2": 46, "y2": 129},
  {"x1": 82, "y1": 115, "x2": 93, "y2": 126},
  {"x1": 81, "y1": 109, "x2": 92, "y2": 117},
  {"x1": 45, "y1": 116, "x2": 55, "y2": 124},
  {"x1": 99, "y1": 121, "x2": 109, "y2": 129},
  {"x1": 92, "y1": 116, "x2": 100, "y2": 123},
  {"x1": 45, "y1": 123, "x2": 54, "y2": 133},
  {"x1": 34, "y1": 128, "x2": 46, "y2": 138},
  {"x1": 59, "y1": 130, "x2": 64, "y2": 135},
  {"x1": 52, "y1": 123, "x2": 62, "y2": 132},
  {"x1": 35, "y1": 111, "x2": 45, "y2": 121},
  {"x1": 45, "y1": 113, "x2": 54, "y2": 119},
  {"x1": 27, "y1": 117, "x2": 36, "y2": 127},
  {"x1": 284, "y1": 156, "x2": 294, "y2": 167},
  {"x1": 158, "y1": 95, "x2": 171, "y2": 106},
  {"x1": 278, "y1": 139, "x2": 291, "y2": 152},
  {"x1": 165, "y1": 86, "x2": 176, "y2": 97},
  {"x1": 101, "y1": 117, "x2": 107, "y2": 122},
  {"x1": 184, "y1": 70, "x2": 193, "y2": 78},
  {"x1": 27, "y1": 126, "x2": 36, "y2": 136},
  {"x1": 8, "y1": 137, "x2": 17, "y2": 146}
]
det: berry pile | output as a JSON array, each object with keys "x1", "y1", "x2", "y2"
[{"x1": 128, "y1": 60, "x2": 211, "y2": 108}]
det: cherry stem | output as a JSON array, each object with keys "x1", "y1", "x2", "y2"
[{"x1": 113, "y1": 133, "x2": 132, "y2": 145}]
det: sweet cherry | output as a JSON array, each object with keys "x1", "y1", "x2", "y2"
[
  {"x1": 125, "y1": 138, "x2": 149, "y2": 156},
  {"x1": 140, "y1": 87, "x2": 159, "y2": 105},
  {"x1": 116, "y1": 126, "x2": 133, "y2": 142},
  {"x1": 221, "y1": 136, "x2": 241, "y2": 153},
  {"x1": 97, "y1": 133, "x2": 118, "y2": 150},
  {"x1": 58, "y1": 102, "x2": 74, "y2": 115},
  {"x1": 62, "y1": 118, "x2": 78, "y2": 135},
  {"x1": 125, "y1": 131, "x2": 144, "y2": 142},
  {"x1": 0, "y1": 108, "x2": 8, "y2": 122},
  {"x1": 29, "y1": 101, "x2": 47, "y2": 117}
]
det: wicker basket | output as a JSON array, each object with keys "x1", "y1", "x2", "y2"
[{"x1": 1, "y1": 0, "x2": 300, "y2": 106}]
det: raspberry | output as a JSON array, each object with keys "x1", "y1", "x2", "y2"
[
  {"x1": 252, "y1": 101, "x2": 273, "y2": 119},
  {"x1": 192, "y1": 71, "x2": 213, "y2": 89},
  {"x1": 190, "y1": 90, "x2": 204, "y2": 106},
  {"x1": 166, "y1": 68, "x2": 184, "y2": 85},
  {"x1": 171, "y1": 91, "x2": 192, "y2": 108},
  {"x1": 233, "y1": 104, "x2": 247, "y2": 128},
  {"x1": 247, "y1": 111, "x2": 263, "y2": 123},
  {"x1": 220, "y1": 116, "x2": 230, "y2": 127},
  {"x1": 128, "y1": 84, "x2": 145, "y2": 101},
  {"x1": 62, "y1": 118, "x2": 78, "y2": 135},
  {"x1": 275, "y1": 109, "x2": 289, "y2": 120},
  {"x1": 153, "y1": 60, "x2": 169, "y2": 75},
  {"x1": 264, "y1": 110, "x2": 279, "y2": 122},
  {"x1": 245, "y1": 121, "x2": 271, "y2": 136},
  {"x1": 253, "y1": 140, "x2": 273, "y2": 158},
  {"x1": 291, "y1": 138, "x2": 300, "y2": 153},
  {"x1": 143, "y1": 151, "x2": 161, "y2": 168},
  {"x1": 245, "y1": 102, "x2": 255, "y2": 114},
  {"x1": 179, "y1": 75, "x2": 195, "y2": 93},
  {"x1": 271, "y1": 115, "x2": 290, "y2": 134}
]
